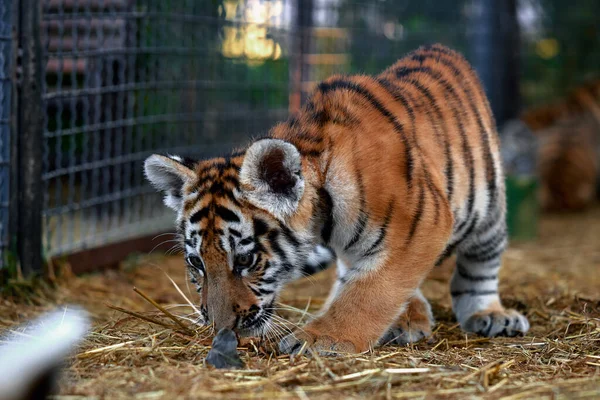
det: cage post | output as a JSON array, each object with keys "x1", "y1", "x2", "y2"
[
  {"x1": 0, "y1": 0, "x2": 16, "y2": 270},
  {"x1": 290, "y1": 0, "x2": 314, "y2": 113},
  {"x1": 471, "y1": 0, "x2": 520, "y2": 129},
  {"x1": 17, "y1": 0, "x2": 44, "y2": 276}
]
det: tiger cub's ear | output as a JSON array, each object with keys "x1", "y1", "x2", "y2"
[
  {"x1": 144, "y1": 154, "x2": 196, "y2": 211},
  {"x1": 240, "y1": 139, "x2": 305, "y2": 220}
]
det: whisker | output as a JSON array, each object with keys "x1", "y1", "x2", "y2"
[
  {"x1": 148, "y1": 262, "x2": 201, "y2": 316},
  {"x1": 264, "y1": 317, "x2": 291, "y2": 343},
  {"x1": 269, "y1": 314, "x2": 305, "y2": 333},
  {"x1": 296, "y1": 270, "x2": 318, "y2": 285},
  {"x1": 152, "y1": 232, "x2": 179, "y2": 241},
  {"x1": 149, "y1": 238, "x2": 181, "y2": 255}
]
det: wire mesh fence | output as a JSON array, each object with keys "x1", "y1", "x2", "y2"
[
  {"x1": 1, "y1": 0, "x2": 598, "y2": 272},
  {"x1": 0, "y1": 1, "x2": 13, "y2": 269},
  {"x1": 41, "y1": 0, "x2": 294, "y2": 258}
]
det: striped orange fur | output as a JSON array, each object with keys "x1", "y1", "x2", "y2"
[{"x1": 145, "y1": 44, "x2": 528, "y2": 354}]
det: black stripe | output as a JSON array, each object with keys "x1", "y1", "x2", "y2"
[
  {"x1": 299, "y1": 148, "x2": 322, "y2": 158},
  {"x1": 229, "y1": 150, "x2": 246, "y2": 158},
  {"x1": 377, "y1": 77, "x2": 416, "y2": 141},
  {"x1": 377, "y1": 78, "x2": 444, "y2": 224},
  {"x1": 344, "y1": 164, "x2": 369, "y2": 251},
  {"x1": 278, "y1": 263, "x2": 295, "y2": 273},
  {"x1": 345, "y1": 213, "x2": 368, "y2": 251},
  {"x1": 434, "y1": 245, "x2": 454, "y2": 267},
  {"x1": 456, "y1": 263, "x2": 498, "y2": 281},
  {"x1": 434, "y1": 213, "x2": 480, "y2": 266},
  {"x1": 461, "y1": 240, "x2": 504, "y2": 263},
  {"x1": 396, "y1": 65, "x2": 474, "y2": 221},
  {"x1": 240, "y1": 237, "x2": 253, "y2": 245},
  {"x1": 228, "y1": 235, "x2": 236, "y2": 254},
  {"x1": 267, "y1": 230, "x2": 286, "y2": 261},
  {"x1": 301, "y1": 261, "x2": 329, "y2": 277},
  {"x1": 462, "y1": 248, "x2": 504, "y2": 264},
  {"x1": 253, "y1": 217, "x2": 270, "y2": 237},
  {"x1": 332, "y1": 106, "x2": 361, "y2": 126},
  {"x1": 462, "y1": 230, "x2": 506, "y2": 259},
  {"x1": 455, "y1": 212, "x2": 480, "y2": 243},
  {"x1": 190, "y1": 207, "x2": 210, "y2": 224},
  {"x1": 277, "y1": 221, "x2": 301, "y2": 247},
  {"x1": 364, "y1": 199, "x2": 395, "y2": 256},
  {"x1": 318, "y1": 187, "x2": 334, "y2": 244},
  {"x1": 214, "y1": 205, "x2": 240, "y2": 223},
  {"x1": 424, "y1": 45, "x2": 495, "y2": 124},
  {"x1": 171, "y1": 156, "x2": 197, "y2": 170},
  {"x1": 221, "y1": 175, "x2": 239, "y2": 186},
  {"x1": 469, "y1": 207, "x2": 503, "y2": 239},
  {"x1": 178, "y1": 219, "x2": 186, "y2": 235},
  {"x1": 297, "y1": 130, "x2": 324, "y2": 144},
  {"x1": 417, "y1": 50, "x2": 497, "y2": 212},
  {"x1": 252, "y1": 241, "x2": 267, "y2": 254},
  {"x1": 197, "y1": 185, "x2": 241, "y2": 207},
  {"x1": 257, "y1": 287, "x2": 274, "y2": 296},
  {"x1": 318, "y1": 79, "x2": 414, "y2": 185},
  {"x1": 288, "y1": 116, "x2": 299, "y2": 128},
  {"x1": 309, "y1": 109, "x2": 329, "y2": 126},
  {"x1": 247, "y1": 253, "x2": 262, "y2": 274},
  {"x1": 451, "y1": 290, "x2": 498, "y2": 297},
  {"x1": 424, "y1": 174, "x2": 441, "y2": 224},
  {"x1": 262, "y1": 276, "x2": 276, "y2": 285},
  {"x1": 377, "y1": 77, "x2": 446, "y2": 227},
  {"x1": 393, "y1": 68, "x2": 454, "y2": 201},
  {"x1": 229, "y1": 228, "x2": 242, "y2": 238},
  {"x1": 407, "y1": 183, "x2": 425, "y2": 243}
]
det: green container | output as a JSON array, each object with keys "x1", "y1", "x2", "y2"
[{"x1": 505, "y1": 175, "x2": 539, "y2": 240}]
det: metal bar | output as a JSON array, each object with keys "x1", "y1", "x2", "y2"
[
  {"x1": 43, "y1": 108, "x2": 288, "y2": 139},
  {"x1": 290, "y1": 0, "x2": 314, "y2": 113},
  {"x1": 52, "y1": 230, "x2": 175, "y2": 275},
  {"x1": 43, "y1": 79, "x2": 288, "y2": 100},
  {"x1": 5, "y1": 0, "x2": 18, "y2": 270},
  {"x1": 470, "y1": 0, "x2": 520, "y2": 129},
  {"x1": 18, "y1": 0, "x2": 44, "y2": 276}
]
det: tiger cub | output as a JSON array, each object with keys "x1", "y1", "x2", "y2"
[
  {"x1": 145, "y1": 44, "x2": 529, "y2": 354},
  {"x1": 537, "y1": 114, "x2": 600, "y2": 211},
  {"x1": 521, "y1": 80, "x2": 600, "y2": 211}
]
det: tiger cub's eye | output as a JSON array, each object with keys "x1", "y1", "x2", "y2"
[
  {"x1": 187, "y1": 255, "x2": 205, "y2": 272},
  {"x1": 235, "y1": 253, "x2": 253, "y2": 267}
]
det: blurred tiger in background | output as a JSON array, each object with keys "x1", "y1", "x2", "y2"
[
  {"x1": 519, "y1": 79, "x2": 600, "y2": 211},
  {"x1": 537, "y1": 114, "x2": 600, "y2": 211}
]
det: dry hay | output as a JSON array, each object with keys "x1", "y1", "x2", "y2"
[{"x1": 1, "y1": 207, "x2": 600, "y2": 399}]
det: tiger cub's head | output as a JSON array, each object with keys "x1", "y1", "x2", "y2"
[{"x1": 144, "y1": 139, "x2": 318, "y2": 336}]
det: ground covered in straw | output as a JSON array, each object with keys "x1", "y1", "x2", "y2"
[{"x1": 1, "y1": 207, "x2": 600, "y2": 399}]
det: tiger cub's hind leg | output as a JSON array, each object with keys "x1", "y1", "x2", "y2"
[
  {"x1": 451, "y1": 219, "x2": 529, "y2": 337},
  {"x1": 379, "y1": 289, "x2": 434, "y2": 346}
]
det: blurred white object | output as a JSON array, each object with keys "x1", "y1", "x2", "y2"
[{"x1": 0, "y1": 307, "x2": 90, "y2": 400}]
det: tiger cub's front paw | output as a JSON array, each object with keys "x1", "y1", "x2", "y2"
[{"x1": 278, "y1": 324, "x2": 363, "y2": 355}]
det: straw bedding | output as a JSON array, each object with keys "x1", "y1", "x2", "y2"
[{"x1": 1, "y1": 207, "x2": 599, "y2": 399}]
